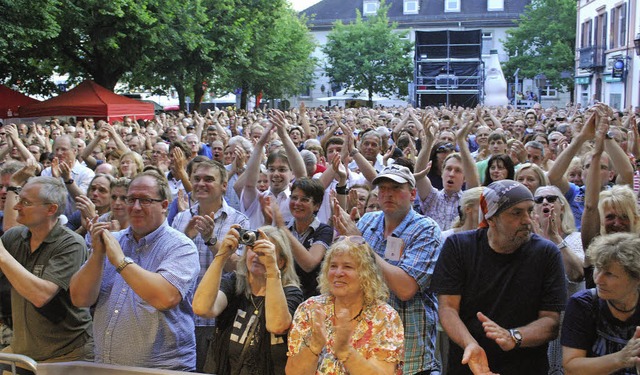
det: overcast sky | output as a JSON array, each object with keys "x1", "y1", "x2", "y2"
[{"x1": 289, "y1": 0, "x2": 322, "y2": 11}]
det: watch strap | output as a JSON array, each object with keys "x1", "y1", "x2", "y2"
[
  {"x1": 509, "y1": 328, "x2": 522, "y2": 348},
  {"x1": 204, "y1": 237, "x2": 217, "y2": 247},
  {"x1": 64, "y1": 178, "x2": 75, "y2": 185},
  {"x1": 6, "y1": 186, "x2": 21, "y2": 194},
  {"x1": 116, "y1": 257, "x2": 134, "y2": 273}
]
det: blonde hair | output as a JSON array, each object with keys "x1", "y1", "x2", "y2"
[
  {"x1": 235, "y1": 226, "x2": 300, "y2": 297},
  {"x1": 534, "y1": 185, "x2": 576, "y2": 234},
  {"x1": 318, "y1": 238, "x2": 388, "y2": 305},
  {"x1": 452, "y1": 187, "x2": 484, "y2": 229},
  {"x1": 598, "y1": 185, "x2": 640, "y2": 235}
]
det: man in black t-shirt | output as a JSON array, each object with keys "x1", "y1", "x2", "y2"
[{"x1": 431, "y1": 180, "x2": 566, "y2": 375}]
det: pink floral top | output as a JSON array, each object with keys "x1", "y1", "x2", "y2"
[{"x1": 287, "y1": 295, "x2": 404, "y2": 375}]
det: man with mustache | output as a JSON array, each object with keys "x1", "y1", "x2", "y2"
[{"x1": 431, "y1": 180, "x2": 567, "y2": 375}]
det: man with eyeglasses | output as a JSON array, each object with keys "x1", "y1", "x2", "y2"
[
  {"x1": 171, "y1": 160, "x2": 248, "y2": 372},
  {"x1": 431, "y1": 180, "x2": 566, "y2": 375},
  {"x1": 70, "y1": 171, "x2": 200, "y2": 371},
  {"x1": 0, "y1": 176, "x2": 94, "y2": 362}
]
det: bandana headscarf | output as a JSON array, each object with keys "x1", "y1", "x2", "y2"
[{"x1": 479, "y1": 180, "x2": 533, "y2": 228}]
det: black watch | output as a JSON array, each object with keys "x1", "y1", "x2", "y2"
[
  {"x1": 6, "y1": 186, "x2": 21, "y2": 194},
  {"x1": 65, "y1": 178, "x2": 75, "y2": 185},
  {"x1": 204, "y1": 237, "x2": 217, "y2": 247},
  {"x1": 509, "y1": 329, "x2": 523, "y2": 348}
]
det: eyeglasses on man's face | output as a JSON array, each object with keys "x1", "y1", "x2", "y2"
[
  {"x1": 16, "y1": 198, "x2": 51, "y2": 207},
  {"x1": 124, "y1": 197, "x2": 164, "y2": 206}
]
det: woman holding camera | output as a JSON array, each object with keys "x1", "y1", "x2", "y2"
[{"x1": 193, "y1": 225, "x2": 303, "y2": 375}]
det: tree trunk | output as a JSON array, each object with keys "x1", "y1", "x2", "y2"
[
  {"x1": 174, "y1": 83, "x2": 186, "y2": 111},
  {"x1": 240, "y1": 82, "x2": 250, "y2": 110},
  {"x1": 192, "y1": 82, "x2": 205, "y2": 113}
]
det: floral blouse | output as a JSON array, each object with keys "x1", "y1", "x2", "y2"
[{"x1": 287, "y1": 295, "x2": 404, "y2": 375}]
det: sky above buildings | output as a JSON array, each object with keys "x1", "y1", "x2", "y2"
[{"x1": 289, "y1": 0, "x2": 321, "y2": 11}]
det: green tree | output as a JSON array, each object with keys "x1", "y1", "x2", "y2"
[
  {"x1": 0, "y1": 0, "x2": 61, "y2": 94},
  {"x1": 322, "y1": 2, "x2": 413, "y2": 107},
  {"x1": 219, "y1": 2, "x2": 317, "y2": 110},
  {"x1": 502, "y1": 0, "x2": 576, "y2": 96}
]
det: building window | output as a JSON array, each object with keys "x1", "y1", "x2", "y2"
[
  {"x1": 580, "y1": 19, "x2": 592, "y2": 48},
  {"x1": 542, "y1": 85, "x2": 557, "y2": 98},
  {"x1": 482, "y1": 32, "x2": 493, "y2": 55},
  {"x1": 363, "y1": 0, "x2": 380, "y2": 15},
  {"x1": 445, "y1": 0, "x2": 460, "y2": 12},
  {"x1": 404, "y1": 0, "x2": 419, "y2": 14},
  {"x1": 617, "y1": 4, "x2": 626, "y2": 48},
  {"x1": 487, "y1": 0, "x2": 504, "y2": 11}
]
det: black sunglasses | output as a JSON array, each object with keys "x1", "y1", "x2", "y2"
[
  {"x1": 436, "y1": 143, "x2": 455, "y2": 153},
  {"x1": 534, "y1": 195, "x2": 559, "y2": 204}
]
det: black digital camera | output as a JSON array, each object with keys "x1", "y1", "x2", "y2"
[{"x1": 237, "y1": 228, "x2": 259, "y2": 246}]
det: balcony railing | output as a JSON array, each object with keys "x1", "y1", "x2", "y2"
[{"x1": 578, "y1": 45, "x2": 606, "y2": 69}]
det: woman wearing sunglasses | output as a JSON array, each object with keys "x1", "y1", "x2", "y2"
[
  {"x1": 285, "y1": 237, "x2": 404, "y2": 375},
  {"x1": 532, "y1": 185, "x2": 586, "y2": 375}
]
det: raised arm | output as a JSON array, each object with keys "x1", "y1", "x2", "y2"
[
  {"x1": 271, "y1": 110, "x2": 306, "y2": 179},
  {"x1": 457, "y1": 115, "x2": 480, "y2": 188},
  {"x1": 547, "y1": 111, "x2": 596, "y2": 193},
  {"x1": 241, "y1": 123, "x2": 272, "y2": 210},
  {"x1": 192, "y1": 227, "x2": 238, "y2": 318}
]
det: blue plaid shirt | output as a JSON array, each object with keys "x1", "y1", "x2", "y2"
[
  {"x1": 172, "y1": 199, "x2": 249, "y2": 327},
  {"x1": 358, "y1": 209, "x2": 442, "y2": 374}
]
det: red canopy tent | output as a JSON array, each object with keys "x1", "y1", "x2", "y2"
[
  {"x1": 20, "y1": 80, "x2": 155, "y2": 122},
  {"x1": 0, "y1": 85, "x2": 40, "y2": 118}
]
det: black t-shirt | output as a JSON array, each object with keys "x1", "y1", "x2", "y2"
[
  {"x1": 430, "y1": 229, "x2": 567, "y2": 375},
  {"x1": 562, "y1": 289, "x2": 640, "y2": 375},
  {"x1": 290, "y1": 222, "x2": 333, "y2": 300},
  {"x1": 220, "y1": 273, "x2": 303, "y2": 375}
]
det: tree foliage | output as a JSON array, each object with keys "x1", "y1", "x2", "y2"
[
  {"x1": 0, "y1": 0, "x2": 316, "y2": 110},
  {"x1": 322, "y1": 2, "x2": 413, "y2": 107},
  {"x1": 502, "y1": 0, "x2": 576, "y2": 94},
  {"x1": 218, "y1": 2, "x2": 317, "y2": 109}
]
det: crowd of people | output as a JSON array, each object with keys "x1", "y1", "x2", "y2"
[{"x1": 0, "y1": 100, "x2": 638, "y2": 375}]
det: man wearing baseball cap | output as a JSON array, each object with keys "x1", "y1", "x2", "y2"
[
  {"x1": 431, "y1": 180, "x2": 567, "y2": 374},
  {"x1": 339, "y1": 164, "x2": 443, "y2": 374}
]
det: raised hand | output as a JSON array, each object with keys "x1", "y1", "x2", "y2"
[{"x1": 477, "y1": 312, "x2": 515, "y2": 352}]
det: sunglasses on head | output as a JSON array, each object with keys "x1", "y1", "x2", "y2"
[
  {"x1": 436, "y1": 143, "x2": 455, "y2": 153},
  {"x1": 336, "y1": 235, "x2": 366, "y2": 245},
  {"x1": 534, "y1": 195, "x2": 559, "y2": 204}
]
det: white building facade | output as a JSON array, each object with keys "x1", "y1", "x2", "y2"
[{"x1": 575, "y1": 0, "x2": 640, "y2": 111}]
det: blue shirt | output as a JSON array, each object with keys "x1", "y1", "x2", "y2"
[
  {"x1": 358, "y1": 209, "x2": 442, "y2": 374},
  {"x1": 92, "y1": 221, "x2": 200, "y2": 371},
  {"x1": 172, "y1": 200, "x2": 249, "y2": 327}
]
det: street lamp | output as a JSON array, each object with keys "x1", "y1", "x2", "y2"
[
  {"x1": 534, "y1": 73, "x2": 547, "y2": 103},
  {"x1": 635, "y1": 33, "x2": 640, "y2": 56}
]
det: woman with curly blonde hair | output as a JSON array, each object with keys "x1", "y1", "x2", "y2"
[{"x1": 286, "y1": 236, "x2": 404, "y2": 375}]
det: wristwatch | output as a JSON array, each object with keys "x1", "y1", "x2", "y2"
[
  {"x1": 116, "y1": 257, "x2": 135, "y2": 273},
  {"x1": 64, "y1": 178, "x2": 75, "y2": 185},
  {"x1": 6, "y1": 186, "x2": 21, "y2": 194},
  {"x1": 509, "y1": 328, "x2": 523, "y2": 348},
  {"x1": 204, "y1": 237, "x2": 218, "y2": 247}
]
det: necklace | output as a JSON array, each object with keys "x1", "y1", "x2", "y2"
[
  {"x1": 249, "y1": 294, "x2": 264, "y2": 315},
  {"x1": 351, "y1": 307, "x2": 363, "y2": 321},
  {"x1": 607, "y1": 299, "x2": 637, "y2": 314}
]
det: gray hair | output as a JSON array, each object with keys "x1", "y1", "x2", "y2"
[
  {"x1": 228, "y1": 135, "x2": 253, "y2": 154},
  {"x1": 28, "y1": 176, "x2": 67, "y2": 216},
  {"x1": 525, "y1": 140, "x2": 545, "y2": 156}
]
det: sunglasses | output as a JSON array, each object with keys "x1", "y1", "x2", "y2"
[
  {"x1": 336, "y1": 235, "x2": 366, "y2": 245},
  {"x1": 534, "y1": 195, "x2": 559, "y2": 204},
  {"x1": 436, "y1": 143, "x2": 455, "y2": 153}
]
